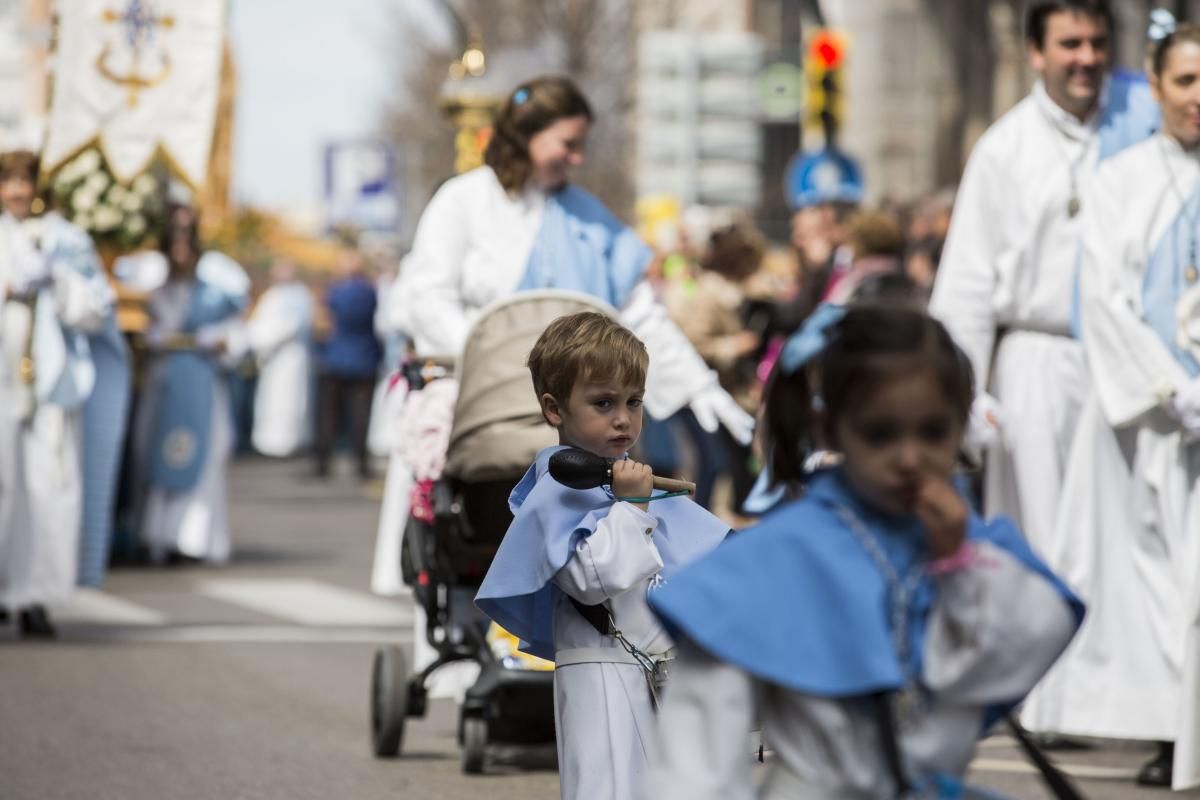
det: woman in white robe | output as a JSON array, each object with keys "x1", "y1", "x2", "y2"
[
  {"x1": 372, "y1": 76, "x2": 753, "y2": 597},
  {"x1": 1048, "y1": 24, "x2": 1200, "y2": 790},
  {"x1": 0, "y1": 150, "x2": 113, "y2": 636},
  {"x1": 247, "y1": 262, "x2": 313, "y2": 458},
  {"x1": 133, "y1": 206, "x2": 249, "y2": 564}
]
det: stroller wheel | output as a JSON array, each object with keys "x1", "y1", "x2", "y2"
[
  {"x1": 461, "y1": 716, "x2": 488, "y2": 774},
  {"x1": 371, "y1": 646, "x2": 408, "y2": 758}
]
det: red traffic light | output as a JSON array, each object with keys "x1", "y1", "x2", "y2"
[{"x1": 810, "y1": 31, "x2": 844, "y2": 70}]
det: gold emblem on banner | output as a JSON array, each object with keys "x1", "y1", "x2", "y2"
[{"x1": 96, "y1": 1, "x2": 176, "y2": 107}]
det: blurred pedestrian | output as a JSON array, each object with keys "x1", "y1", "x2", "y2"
[
  {"x1": 1050, "y1": 18, "x2": 1200, "y2": 789},
  {"x1": 247, "y1": 259, "x2": 313, "y2": 458},
  {"x1": 665, "y1": 221, "x2": 765, "y2": 509},
  {"x1": 823, "y1": 210, "x2": 906, "y2": 304},
  {"x1": 314, "y1": 246, "x2": 380, "y2": 480},
  {"x1": 133, "y1": 204, "x2": 249, "y2": 564},
  {"x1": 930, "y1": 0, "x2": 1157, "y2": 615},
  {"x1": 0, "y1": 147, "x2": 116, "y2": 635}
]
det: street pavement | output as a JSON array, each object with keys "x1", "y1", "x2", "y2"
[{"x1": 0, "y1": 457, "x2": 1194, "y2": 799}]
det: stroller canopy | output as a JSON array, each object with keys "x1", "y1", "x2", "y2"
[{"x1": 444, "y1": 290, "x2": 617, "y2": 482}]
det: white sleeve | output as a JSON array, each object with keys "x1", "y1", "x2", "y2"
[
  {"x1": 374, "y1": 263, "x2": 408, "y2": 339},
  {"x1": 619, "y1": 281, "x2": 719, "y2": 420},
  {"x1": 51, "y1": 265, "x2": 113, "y2": 334},
  {"x1": 922, "y1": 542, "x2": 1076, "y2": 705},
  {"x1": 643, "y1": 637, "x2": 757, "y2": 800},
  {"x1": 552, "y1": 501, "x2": 663, "y2": 606},
  {"x1": 1078, "y1": 167, "x2": 1191, "y2": 427},
  {"x1": 393, "y1": 184, "x2": 473, "y2": 356},
  {"x1": 928, "y1": 140, "x2": 1005, "y2": 390}
]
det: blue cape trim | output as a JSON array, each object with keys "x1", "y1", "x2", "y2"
[
  {"x1": 475, "y1": 445, "x2": 730, "y2": 660},
  {"x1": 148, "y1": 279, "x2": 242, "y2": 491},
  {"x1": 649, "y1": 468, "x2": 1084, "y2": 705},
  {"x1": 517, "y1": 185, "x2": 651, "y2": 308},
  {"x1": 1142, "y1": 182, "x2": 1200, "y2": 377},
  {"x1": 1071, "y1": 72, "x2": 1161, "y2": 338}
]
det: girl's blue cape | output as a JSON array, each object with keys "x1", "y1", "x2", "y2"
[
  {"x1": 649, "y1": 468, "x2": 1083, "y2": 707},
  {"x1": 474, "y1": 445, "x2": 731, "y2": 661}
]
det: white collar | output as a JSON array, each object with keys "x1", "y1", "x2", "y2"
[
  {"x1": 1033, "y1": 79, "x2": 1103, "y2": 142},
  {"x1": 1158, "y1": 132, "x2": 1200, "y2": 167}
]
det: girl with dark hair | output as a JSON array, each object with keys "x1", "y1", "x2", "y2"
[
  {"x1": 1046, "y1": 15, "x2": 1200, "y2": 789},
  {"x1": 644, "y1": 305, "x2": 1083, "y2": 799},
  {"x1": 372, "y1": 76, "x2": 752, "y2": 595}
]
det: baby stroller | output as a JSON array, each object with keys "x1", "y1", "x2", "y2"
[{"x1": 370, "y1": 290, "x2": 617, "y2": 773}]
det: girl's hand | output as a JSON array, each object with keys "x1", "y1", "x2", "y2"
[
  {"x1": 612, "y1": 459, "x2": 654, "y2": 512},
  {"x1": 914, "y1": 476, "x2": 968, "y2": 560}
]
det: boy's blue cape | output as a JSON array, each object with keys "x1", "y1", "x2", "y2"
[
  {"x1": 475, "y1": 445, "x2": 731, "y2": 661},
  {"x1": 649, "y1": 468, "x2": 1083, "y2": 709}
]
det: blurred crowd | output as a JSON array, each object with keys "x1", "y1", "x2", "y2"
[{"x1": 634, "y1": 189, "x2": 955, "y2": 519}]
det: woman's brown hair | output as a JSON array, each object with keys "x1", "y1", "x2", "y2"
[
  {"x1": 0, "y1": 150, "x2": 40, "y2": 184},
  {"x1": 1152, "y1": 22, "x2": 1200, "y2": 77},
  {"x1": 484, "y1": 76, "x2": 593, "y2": 194}
]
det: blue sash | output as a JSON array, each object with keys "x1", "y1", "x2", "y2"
[
  {"x1": 149, "y1": 280, "x2": 243, "y2": 491},
  {"x1": 1071, "y1": 72, "x2": 1162, "y2": 336},
  {"x1": 517, "y1": 185, "x2": 651, "y2": 308},
  {"x1": 1142, "y1": 182, "x2": 1200, "y2": 377}
]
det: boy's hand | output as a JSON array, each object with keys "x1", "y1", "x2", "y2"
[
  {"x1": 612, "y1": 459, "x2": 654, "y2": 512},
  {"x1": 913, "y1": 476, "x2": 968, "y2": 560}
]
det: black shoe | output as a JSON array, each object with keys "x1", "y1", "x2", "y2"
[
  {"x1": 18, "y1": 605, "x2": 56, "y2": 638},
  {"x1": 1136, "y1": 742, "x2": 1174, "y2": 788},
  {"x1": 0, "y1": 607, "x2": 8, "y2": 624}
]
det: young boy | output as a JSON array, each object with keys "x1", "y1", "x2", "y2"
[{"x1": 475, "y1": 311, "x2": 731, "y2": 800}]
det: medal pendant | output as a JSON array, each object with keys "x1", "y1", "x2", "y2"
[
  {"x1": 1187, "y1": 265, "x2": 1198, "y2": 285},
  {"x1": 1067, "y1": 196, "x2": 1081, "y2": 218}
]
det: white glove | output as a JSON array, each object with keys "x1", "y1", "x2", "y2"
[
  {"x1": 962, "y1": 392, "x2": 1004, "y2": 462},
  {"x1": 689, "y1": 384, "x2": 755, "y2": 445},
  {"x1": 1171, "y1": 377, "x2": 1200, "y2": 437}
]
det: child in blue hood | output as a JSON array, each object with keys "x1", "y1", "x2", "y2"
[
  {"x1": 644, "y1": 305, "x2": 1084, "y2": 799},
  {"x1": 475, "y1": 311, "x2": 729, "y2": 800}
]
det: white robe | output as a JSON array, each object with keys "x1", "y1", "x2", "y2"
[
  {"x1": 0, "y1": 213, "x2": 111, "y2": 608},
  {"x1": 552, "y1": 500, "x2": 669, "y2": 800},
  {"x1": 1045, "y1": 134, "x2": 1200, "y2": 790},
  {"x1": 371, "y1": 167, "x2": 722, "y2": 596},
  {"x1": 247, "y1": 281, "x2": 313, "y2": 458},
  {"x1": 931, "y1": 82, "x2": 1102, "y2": 556},
  {"x1": 135, "y1": 279, "x2": 242, "y2": 564},
  {"x1": 644, "y1": 543, "x2": 1077, "y2": 799}
]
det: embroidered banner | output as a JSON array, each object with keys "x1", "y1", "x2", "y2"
[{"x1": 42, "y1": 0, "x2": 226, "y2": 189}]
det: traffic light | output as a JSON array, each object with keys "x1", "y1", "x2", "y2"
[{"x1": 804, "y1": 29, "x2": 846, "y2": 143}]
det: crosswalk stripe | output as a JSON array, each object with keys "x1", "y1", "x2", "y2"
[
  {"x1": 62, "y1": 625, "x2": 414, "y2": 645},
  {"x1": 970, "y1": 758, "x2": 1139, "y2": 780},
  {"x1": 196, "y1": 578, "x2": 413, "y2": 627},
  {"x1": 48, "y1": 588, "x2": 168, "y2": 627}
]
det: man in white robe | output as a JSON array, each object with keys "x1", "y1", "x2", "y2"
[
  {"x1": 247, "y1": 261, "x2": 313, "y2": 458},
  {"x1": 931, "y1": 3, "x2": 1162, "y2": 741},
  {"x1": 0, "y1": 150, "x2": 113, "y2": 636}
]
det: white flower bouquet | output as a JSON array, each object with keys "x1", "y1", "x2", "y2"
[{"x1": 49, "y1": 147, "x2": 165, "y2": 250}]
